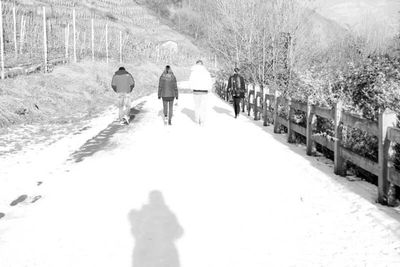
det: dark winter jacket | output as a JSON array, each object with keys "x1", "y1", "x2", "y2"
[
  {"x1": 111, "y1": 69, "x2": 135, "y2": 93},
  {"x1": 227, "y1": 74, "x2": 245, "y2": 97},
  {"x1": 158, "y1": 73, "x2": 178, "y2": 99}
]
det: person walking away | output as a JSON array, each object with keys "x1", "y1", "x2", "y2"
[
  {"x1": 158, "y1": 65, "x2": 178, "y2": 125},
  {"x1": 189, "y1": 60, "x2": 212, "y2": 125},
  {"x1": 111, "y1": 66, "x2": 135, "y2": 125},
  {"x1": 227, "y1": 67, "x2": 246, "y2": 118}
]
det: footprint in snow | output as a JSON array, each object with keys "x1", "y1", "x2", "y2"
[
  {"x1": 31, "y1": 195, "x2": 42, "y2": 203},
  {"x1": 9, "y1": 194, "x2": 28, "y2": 206}
]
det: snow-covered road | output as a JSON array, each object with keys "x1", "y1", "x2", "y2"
[{"x1": 1, "y1": 92, "x2": 400, "y2": 266}]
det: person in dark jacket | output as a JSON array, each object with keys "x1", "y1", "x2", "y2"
[
  {"x1": 227, "y1": 67, "x2": 246, "y2": 118},
  {"x1": 158, "y1": 65, "x2": 178, "y2": 125},
  {"x1": 111, "y1": 66, "x2": 135, "y2": 124}
]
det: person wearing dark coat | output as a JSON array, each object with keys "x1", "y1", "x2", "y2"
[
  {"x1": 111, "y1": 66, "x2": 135, "y2": 124},
  {"x1": 158, "y1": 65, "x2": 178, "y2": 125},
  {"x1": 227, "y1": 67, "x2": 246, "y2": 118}
]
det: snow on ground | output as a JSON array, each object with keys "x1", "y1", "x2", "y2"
[{"x1": 1, "y1": 92, "x2": 400, "y2": 266}]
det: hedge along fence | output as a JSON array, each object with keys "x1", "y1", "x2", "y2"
[
  {"x1": 215, "y1": 82, "x2": 400, "y2": 206},
  {"x1": 0, "y1": 0, "x2": 201, "y2": 79}
]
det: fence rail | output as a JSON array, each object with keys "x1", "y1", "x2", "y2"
[{"x1": 215, "y1": 82, "x2": 400, "y2": 206}]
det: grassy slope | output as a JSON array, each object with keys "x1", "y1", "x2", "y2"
[{"x1": 0, "y1": 0, "x2": 199, "y2": 128}]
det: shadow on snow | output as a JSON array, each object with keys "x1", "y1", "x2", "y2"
[
  {"x1": 68, "y1": 101, "x2": 146, "y2": 163},
  {"x1": 181, "y1": 108, "x2": 196, "y2": 123},
  {"x1": 128, "y1": 190, "x2": 183, "y2": 267},
  {"x1": 213, "y1": 96, "x2": 400, "y2": 235}
]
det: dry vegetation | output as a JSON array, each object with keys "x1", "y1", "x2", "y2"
[
  {"x1": 1, "y1": 0, "x2": 202, "y2": 68},
  {"x1": 0, "y1": 60, "x2": 192, "y2": 127},
  {"x1": 0, "y1": 0, "x2": 204, "y2": 127}
]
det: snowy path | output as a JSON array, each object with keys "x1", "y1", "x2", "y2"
[{"x1": 1, "y1": 92, "x2": 400, "y2": 266}]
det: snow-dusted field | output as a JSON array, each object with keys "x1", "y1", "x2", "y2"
[{"x1": 1, "y1": 92, "x2": 400, "y2": 266}]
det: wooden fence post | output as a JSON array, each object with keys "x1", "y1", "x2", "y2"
[
  {"x1": 13, "y1": 6, "x2": 17, "y2": 58},
  {"x1": 253, "y1": 93, "x2": 258, "y2": 120},
  {"x1": 287, "y1": 98, "x2": 294, "y2": 143},
  {"x1": 273, "y1": 95, "x2": 280, "y2": 133},
  {"x1": 65, "y1": 23, "x2": 69, "y2": 60},
  {"x1": 334, "y1": 101, "x2": 345, "y2": 176},
  {"x1": 119, "y1": 30, "x2": 122, "y2": 63},
  {"x1": 73, "y1": 9, "x2": 76, "y2": 63},
  {"x1": 105, "y1": 23, "x2": 108, "y2": 64},
  {"x1": 91, "y1": 18, "x2": 94, "y2": 61},
  {"x1": 263, "y1": 95, "x2": 268, "y2": 126},
  {"x1": 19, "y1": 15, "x2": 25, "y2": 55},
  {"x1": 0, "y1": 0, "x2": 4, "y2": 80},
  {"x1": 306, "y1": 101, "x2": 316, "y2": 155},
  {"x1": 241, "y1": 84, "x2": 247, "y2": 112},
  {"x1": 82, "y1": 31, "x2": 86, "y2": 58},
  {"x1": 378, "y1": 109, "x2": 397, "y2": 204},
  {"x1": 43, "y1": 6, "x2": 47, "y2": 73},
  {"x1": 247, "y1": 90, "x2": 251, "y2": 116}
]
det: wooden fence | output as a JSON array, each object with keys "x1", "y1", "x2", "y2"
[{"x1": 215, "y1": 82, "x2": 400, "y2": 206}]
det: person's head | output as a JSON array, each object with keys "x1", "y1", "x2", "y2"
[
  {"x1": 149, "y1": 190, "x2": 165, "y2": 206},
  {"x1": 234, "y1": 67, "x2": 240, "y2": 74},
  {"x1": 118, "y1": 66, "x2": 126, "y2": 71},
  {"x1": 196, "y1": 60, "x2": 203, "y2": 65},
  {"x1": 163, "y1": 65, "x2": 173, "y2": 75}
]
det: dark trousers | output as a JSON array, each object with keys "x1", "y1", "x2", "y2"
[
  {"x1": 233, "y1": 97, "x2": 241, "y2": 117},
  {"x1": 162, "y1": 98, "x2": 174, "y2": 121}
]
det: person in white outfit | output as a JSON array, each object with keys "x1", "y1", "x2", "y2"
[{"x1": 188, "y1": 60, "x2": 213, "y2": 125}]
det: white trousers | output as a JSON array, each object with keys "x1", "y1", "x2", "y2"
[
  {"x1": 193, "y1": 92, "x2": 208, "y2": 124},
  {"x1": 118, "y1": 93, "x2": 130, "y2": 120}
]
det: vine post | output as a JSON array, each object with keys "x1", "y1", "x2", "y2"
[
  {"x1": 43, "y1": 6, "x2": 48, "y2": 73},
  {"x1": 105, "y1": 23, "x2": 108, "y2": 64},
  {"x1": 91, "y1": 18, "x2": 94, "y2": 61},
  {"x1": 0, "y1": 0, "x2": 4, "y2": 80},
  {"x1": 119, "y1": 30, "x2": 122, "y2": 63},
  {"x1": 73, "y1": 9, "x2": 77, "y2": 63},
  {"x1": 13, "y1": 5, "x2": 17, "y2": 58}
]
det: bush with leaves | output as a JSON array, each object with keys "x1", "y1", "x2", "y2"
[{"x1": 333, "y1": 55, "x2": 400, "y2": 119}]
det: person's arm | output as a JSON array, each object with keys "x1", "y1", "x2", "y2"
[
  {"x1": 206, "y1": 72, "x2": 213, "y2": 91},
  {"x1": 158, "y1": 76, "x2": 163, "y2": 99},
  {"x1": 188, "y1": 71, "x2": 194, "y2": 91},
  {"x1": 173, "y1": 76, "x2": 178, "y2": 99},
  {"x1": 227, "y1": 76, "x2": 232, "y2": 92},
  {"x1": 129, "y1": 74, "x2": 135, "y2": 92},
  {"x1": 111, "y1": 75, "x2": 117, "y2": 92}
]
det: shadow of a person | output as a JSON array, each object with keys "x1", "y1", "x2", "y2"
[
  {"x1": 213, "y1": 106, "x2": 232, "y2": 116},
  {"x1": 129, "y1": 191, "x2": 183, "y2": 267},
  {"x1": 181, "y1": 108, "x2": 196, "y2": 123}
]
